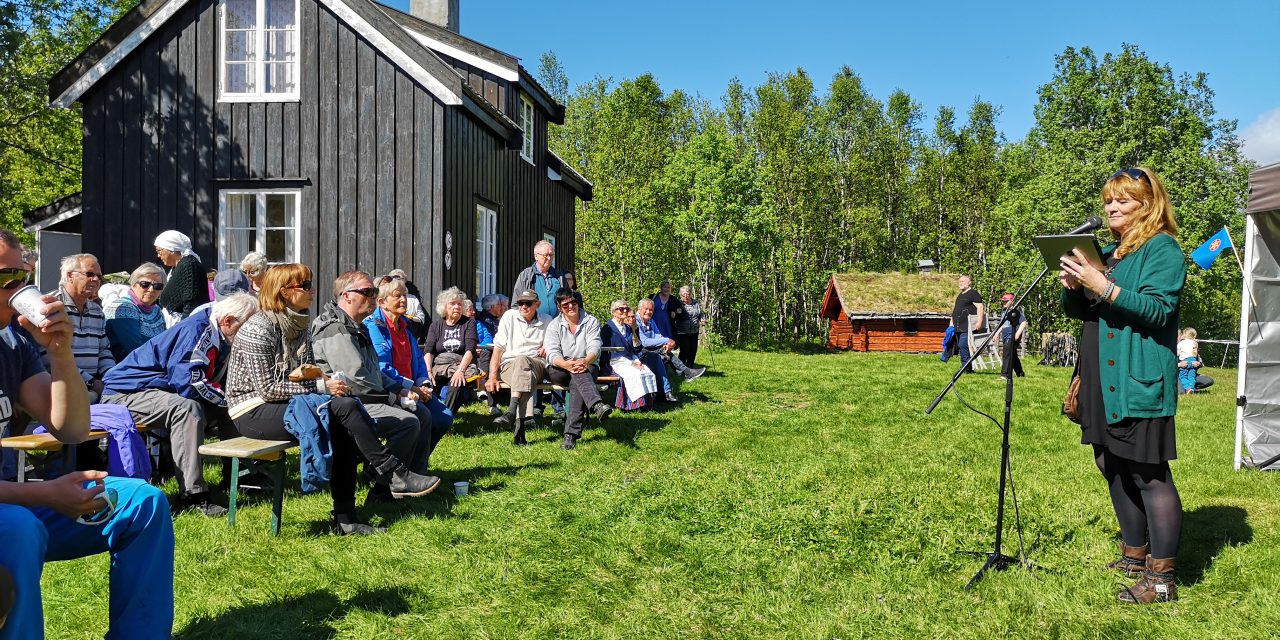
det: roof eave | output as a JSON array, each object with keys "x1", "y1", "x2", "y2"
[{"x1": 546, "y1": 150, "x2": 592, "y2": 200}]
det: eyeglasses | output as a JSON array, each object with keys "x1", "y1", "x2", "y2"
[
  {"x1": 287, "y1": 280, "x2": 314, "y2": 292},
  {"x1": 516, "y1": 300, "x2": 537, "y2": 308},
  {"x1": 345, "y1": 287, "x2": 378, "y2": 298},
  {"x1": 613, "y1": 306, "x2": 630, "y2": 313},
  {"x1": 0, "y1": 268, "x2": 30, "y2": 290},
  {"x1": 135, "y1": 280, "x2": 165, "y2": 291},
  {"x1": 242, "y1": 269, "x2": 261, "y2": 278},
  {"x1": 536, "y1": 253, "x2": 554, "y2": 259},
  {"x1": 70, "y1": 270, "x2": 101, "y2": 280},
  {"x1": 1111, "y1": 168, "x2": 1149, "y2": 183}
]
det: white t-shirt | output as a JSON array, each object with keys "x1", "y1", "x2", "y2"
[
  {"x1": 492, "y1": 308, "x2": 549, "y2": 361},
  {"x1": 1177, "y1": 338, "x2": 1197, "y2": 360}
]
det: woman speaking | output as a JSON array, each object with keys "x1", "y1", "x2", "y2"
[{"x1": 1059, "y1": 167, "x2": 1186, "y2": 604}]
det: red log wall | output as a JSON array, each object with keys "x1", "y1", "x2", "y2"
[{"x1": 825, "y1": 314, "x2": 948, "y2": 353}]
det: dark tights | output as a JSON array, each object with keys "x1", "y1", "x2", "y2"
[{"x1": 1093, "y1": 445, "x2": 1182, "y2": 558}]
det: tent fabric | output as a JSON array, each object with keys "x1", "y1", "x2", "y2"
[
  {"x1": 1246, "y1": 162, "x2": 1280, "y2": 214},
  {"x1": 1237, "y1": 163, "x2": 1280, "y2": 469}
]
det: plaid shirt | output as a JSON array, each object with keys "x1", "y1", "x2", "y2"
[{"x1": 47, "y1": 286, "x2": 115, "y2": 384}]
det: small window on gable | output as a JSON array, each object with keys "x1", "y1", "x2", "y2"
[
  {"x1": 220, "y1": 0, "x2": 299, "y2": 101},
  {"x1": 519, "y1": 94, "x2": 535, "y2": 164},
  {"x1": 219, "y1": 190, "x2": 300, "y2": 269}
]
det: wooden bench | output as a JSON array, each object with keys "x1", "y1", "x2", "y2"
[
  {"x1": 2, "y1": 424, "x2": 153, "y2": 482},
  {"x1": 197, "y1": 437, "x2": 296, "y2": 536}
]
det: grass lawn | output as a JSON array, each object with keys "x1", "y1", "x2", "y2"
[{"x1": 43, "y1": 349, "x2": 1280, "y2": 638}]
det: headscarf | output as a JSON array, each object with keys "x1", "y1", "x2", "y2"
[{"x1": 153, "y1": 230, "x2": 195, "y2": 258}]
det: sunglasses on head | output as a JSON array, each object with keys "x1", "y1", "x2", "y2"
[
  {"x1": 287, "y1": 280, "x2": 314, "y2": 291},
  {"x1": 345, "y1": 287, "x2": 378, "y2": 298},
  {"x1": 135, "y1": 280, "x2": 165, "y2": 291},
  {"x1": 1111, "y1": 168, "x2": 1149, "y2": 183},
  {"x1": 0, "y1": 268, "x2": 30, "y2": 290}
]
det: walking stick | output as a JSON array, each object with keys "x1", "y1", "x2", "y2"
[{"x1": 701, "y1": 323, "x2": 716, "y2": 370}]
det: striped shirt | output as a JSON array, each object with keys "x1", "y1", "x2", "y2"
[{"x1": 46, "y1": 287, "x2": 115, "y2": 383}]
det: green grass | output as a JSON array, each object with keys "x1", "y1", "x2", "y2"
[{"x1": 43, "y1": 350, "x2": 1280, "y2": 638}]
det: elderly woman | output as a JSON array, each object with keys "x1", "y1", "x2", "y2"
[
  {"x1": 225, "y1": 264, "x2": 440, "y2": 536},
  {"x1": 674, "y1": 285, "x2": 703, "y2": 367},
  {"x1": 475, "y1": 294, "x2": 509, "y2": 416},
  {"x1": 214, "y1": 252, "x2": 268, "y2": 299},
  {"x1": 153, "y1": 230, "x2": 209, "y2": 317},
  {"x1": 602, "y1": 299, "x2": 658, "y2": 411},
  {"x1": 365, "y1": 276, "x2": 453, "y2": 456},
  {"x1": 104, "y1": 262, "x2": 169, "y2": 362},
  {"x1": 422, "y1": 287, "x2": 479, "y2": 413},
  {"x1": 545, "y1": 288, "x2": 612, "y2": 449}
]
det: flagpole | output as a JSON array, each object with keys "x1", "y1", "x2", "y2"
[{"x1": 1223, "y1": 226, "x2": 1262, "y2": 338}]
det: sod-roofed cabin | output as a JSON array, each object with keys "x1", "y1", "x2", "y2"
[{"x1": 819, "y1": 272, "x2": 954, "y2": 352}]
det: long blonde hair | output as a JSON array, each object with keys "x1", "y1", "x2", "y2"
[{"x1": 1101, "y1": 166, "x2": 1178, "y2": 259}]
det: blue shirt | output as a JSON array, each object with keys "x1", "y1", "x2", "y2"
[
  {"x1": 651, "y1": 295, "x2": 675, "y2": 338},
  {"x1": 0, "y1": 326, "x2": 46, "y2": 437},
  {"x1": 532, "y1": 265, "x2": 560, "y2": 318}
]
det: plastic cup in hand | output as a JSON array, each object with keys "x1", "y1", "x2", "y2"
[
  {"x1": 76, "y1": 485, "x2": 118, "y2": 526},
  {"x1": 8, "y1": 285, "x2": 63, "y2": 327},
  {"x1": 453, "y1": 481, "x2": 469, "y2": 498}
]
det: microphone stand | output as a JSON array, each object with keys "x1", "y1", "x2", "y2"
[{"x1": 926, "y1": 264, "x2": 1053, "y2": 590}]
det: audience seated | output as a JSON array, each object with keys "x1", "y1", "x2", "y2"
[
  {"x1": 635, "y1": 298, "x2": 706, "y2": 403},
  {"x1": 0, "y1": 229, "x2": 174, "y2": 638},
  {"x1": 152, "y1": 231, "x2": 209, "y2": 319},
  {"x1": 365, "y1": 277, "x2": 448, "y2": 432},
  {"x1": 104, "y1": 262, "x2": 168, "y2": 362},
  {"x1": 224, "y1": 264, "x2": 440, "y2": 536},
  {"x1": 475, "y1": 294, "x2": 509, "y2": 416},
  {"x1": 213, "y1": 251, "x2": 267, "y2": 300},
  {"x1": 102, "y1": 294, "x2": 260, "y2": 516},
  {"x1": 544, "y1": 288, "x2": 612, "y2": 449},
  {"x1": 485, "y1": 289, "x2": 550, "y2": 444},
  {"x1": 602, "y1": 300, "x2": 658, "y2": 410},
  {"x1": 46, "y1": 253, "x2": 114, "y2": 403},
  {"x1": 423, "y1": 287, "x2": 480, "y2": 414},
  {"x1": 386, "y1": 268, "x2": 428, "y2": 343}
]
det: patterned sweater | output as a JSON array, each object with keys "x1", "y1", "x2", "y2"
[
  {"x1": 104, "y1": 295, "x2": 169, "y2": 362},
  {"x1": 225, "y1": 312, "x2": 325, "y2": 417}
]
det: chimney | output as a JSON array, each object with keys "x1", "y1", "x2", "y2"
[{"x1": 410, "y1": 0, "x2": 460, "y2": 33}]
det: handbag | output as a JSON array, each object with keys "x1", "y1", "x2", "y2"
[{"x1": 1062, "y1": 371, "x2": 1082, "y2": 423}]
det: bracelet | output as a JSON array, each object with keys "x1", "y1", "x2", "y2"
[{"x1": 1102, "y1": 281, "x2": 1115, "y2": 302}]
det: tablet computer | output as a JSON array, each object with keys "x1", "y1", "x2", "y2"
[{"x1": 1032, "y1": 234, "x2": 1105, "y2": 270}]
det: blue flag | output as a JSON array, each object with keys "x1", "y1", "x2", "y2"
[{"x1": 1191, "y1": 227, "x2": 1233, "y2": 269}]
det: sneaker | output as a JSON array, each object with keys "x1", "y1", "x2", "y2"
[
  {"x1": 218, "y1": 471, "x2": 275, "y2": 493},
  {"x1": 682, "y1": 366, "x2": 706, "y2": 381},
  {"x1": 561, "y1": 434, "x2": 577, "y2": 450},
  {"x1": 591, "y1": 402, "x2": 613, "y2": 422},
  {"x1": 388, "y1": 467, "x2": 442, "y2": 498},
  {"x1": 488, "y1": 405, "x2": 504, "y2": 417}
]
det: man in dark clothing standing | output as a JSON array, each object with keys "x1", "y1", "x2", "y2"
[
  {"x1": 997, "y1": 292, "x2": 1028, "y2": 378},
  {"x1": 949, "y1": 275, "x2": 985, "y2": 369}
]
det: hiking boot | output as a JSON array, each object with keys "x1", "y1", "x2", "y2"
[
  {"x1": 561, "y1": 434, "x2": 578, "y2": 450},
  {"x1": 1106, "y1": 542, "x2": 1148, "y2": 578},
  {"x1": 682, "y1": 366, "x2": 706, "y2": 381},
  {"x1": 387, "y1": 467, "x2": 442, "y2": 498},
  {"x1": 1117, "y1": 556, "x2": 1177, "y2": 604},
  {"x1": 591, "y1": 402, "x2": 613, "y2": 422},
  {"x1": 178, "y1": 492, "x2": 228, "y2": 518}
]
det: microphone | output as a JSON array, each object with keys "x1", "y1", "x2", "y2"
[{"x1": 1065, "y1": 216, "x2": 1103, "y2": 235}]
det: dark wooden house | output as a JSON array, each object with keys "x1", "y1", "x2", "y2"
[
  {"x1": 32, "y1": 0, "x2": 591, "y2": 305},
  {"x1": 819, "y1": 272, "x2": 954, "y2": 352}
]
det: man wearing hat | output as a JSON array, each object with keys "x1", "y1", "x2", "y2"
[
  {"x1": 998, "y1": 292, "x2": 1028, "y2": 378},
  {"x1": 485, "y1": 289, "x2": 550, "y2": 444}
]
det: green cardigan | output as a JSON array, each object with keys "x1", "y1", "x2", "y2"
[{"x1": 1061, "y1": 232, "x2": 1186, "y2": 422}]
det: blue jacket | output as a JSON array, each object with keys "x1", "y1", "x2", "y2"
[
  {"x1": 602, "y1": 319, "x2": 645, "y2": 362},
  {"x1": 635, "y1": 317, "x2": 671, "y2": 350},
  {"x1": 283, "y1": 394, "x2": 334, "y2": 493},
  {"x1": 363, "y1": 307, "x2": 430, "y2": 389},
  {"x1": 102, "y1": 307, "x2": 228, "y2": 407}
]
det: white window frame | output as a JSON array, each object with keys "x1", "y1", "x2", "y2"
[
  {"x1": 218, "y1": 189, "x2": 302, "y2": 270},
  {"x1": 519, "y1": 94, "x2": 535, "y2": 164},
  {"x1": 218, "y1": 0, "x2": 301, "y2": 102},
  {"x1": 475, "y1": 203, "x2": 498, "y2": 298},
  {"x1": 542, "y1": 231, "x2": 556, "y2": 268}
]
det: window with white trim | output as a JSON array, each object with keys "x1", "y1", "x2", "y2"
[
  {"x1": 219, "y1": 190, "x2": 300, "y2": 270},
  {"x1": 475, "y1": 203, "x2": 498, "y2": 297},
  {"x1": 219, "y1": 0, "x2": 299, "y2": 101},
  {"x1": 519, "y1": 94, "x2": 535, "y2": 163},
  {"x1": 542, "y1": 231, "x2": 556, "y2": 268}
]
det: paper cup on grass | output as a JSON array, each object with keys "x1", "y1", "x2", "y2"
[
  {"x1": 453, "y1": 481, "x2": 469, "y2": 498},
  {"x1": 8, "y1": 285, "x2": 62, "y2": 327}
]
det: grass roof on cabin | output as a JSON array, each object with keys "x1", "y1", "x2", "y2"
[{"x1": 830, "y1": 272, "x2": 956, "y2": 316}]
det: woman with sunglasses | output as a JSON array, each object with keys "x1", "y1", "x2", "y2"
[
  {"x1": 153, "y1": 230, "x2": 209, "y2": 318},
  {"x1": 1059, "y1": 167, "x2": 1186, "y2": 604},
  {"x1": 602, "y1": 299, "x2": 657, "y2": 411},
  {"x1": 104, "y1": 263, "x2": 169, "y2": 362},
  {"x1": 422, "y1": 287, "x2": 479, "y2": 413},
  {"x1": 224, "y1": 264, "x2": 440, "y2": 535}
]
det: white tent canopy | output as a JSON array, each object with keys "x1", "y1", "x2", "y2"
[{"x1": 1235, "y1": 162, "x2": 1280, "y2": 469}]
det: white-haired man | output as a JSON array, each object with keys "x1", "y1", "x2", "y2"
[
  {"x1": 102, "y1": 293, "x2": 261, "y2": 516},
  {"x1": 47, "y1": 253, "x2": 114, "y2": 403}
]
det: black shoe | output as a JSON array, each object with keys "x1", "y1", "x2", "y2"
[
  {"x1": 683, "y1": 366, "x2": 706, "y2": 381},
  {"x1": 364, "y1": 484, "x2": 396, "y2": 507},
  {"x1": 561, "y1": 434, "x2": 577, "y2": 450},
  {"x1": 664, "y1": 392, "x2": 678, "y2": 403},
  {"x1": 387, "y1": 467, "x2": 442, "y2": 498},
  {"x1": 488, "y1": 405, "x2": 504, "y2": 417},
  {"x1": 332, "y1": 513, "x2": 386, "y2": 536},
  {"x1": 178, "y1": 492, "x2": 228, "y2": 518},
  {"x1": 493, "y1": 412, "x2": 514, "y2": 427},
  {"x1": 591, "y1": 402, "x2": 613, "y2": 422}
]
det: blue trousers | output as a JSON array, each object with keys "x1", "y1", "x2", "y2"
[
  {"x1": 643, "y1": 353, "x2": 672, "y2": 393},
  {"x1": 0, "y1": 477, "x2": 174, "y2": 639}
]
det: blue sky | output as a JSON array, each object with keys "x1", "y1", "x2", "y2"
[{"x1": 387, "y1": 0, "x2": 1280, "y2": 165}]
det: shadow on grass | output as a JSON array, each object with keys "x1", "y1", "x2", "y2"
[
  {"x1": 176, "y1": 586, "x2": 412, "y2": 639},
  {"x1": 1180, "y1": 504, "x2": 1251, "y2": 585}
]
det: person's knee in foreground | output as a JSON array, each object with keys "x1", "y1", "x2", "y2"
[
  {"x1": 1060, "y1": 167, "x2": 1185, "y2": 603},
  {"x1": 485, "y1": 290, "x2": 549, "y2": 445},
  {"x1": 544, "y1": 288, "x2": 612, "y2": 450},
  {"x1": 0, "y1": 229, "x2": 174, "y2": 638},
  {"x1": 225, "y1": 264, "x2": 440, "y2": 536}
]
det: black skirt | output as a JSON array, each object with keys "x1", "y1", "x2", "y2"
[{"x1": 1078, "y1": 317, "x2": 1177, "y2": 464}]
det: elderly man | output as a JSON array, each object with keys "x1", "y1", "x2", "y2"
[
  {"x1": 485, "y1": 289, "x2": 550, "y2": 445},
  {"x1": 0, "y1": 229, "x2": 174, "y2": 638},
  {"x1": 949, "y1": 275, "x2": 985, "y2": 370},
  {"x1": 46, "y1": 253, "x2": 115, "y2": 403},
  {"x1": 512, "y1": 240, "x2": 563, "y2": 319},
  {"x1": 474, "y1": 293, "x2": 508, "y2": 416},
  {"x1": 102, "y1": 293, "x2": 261, "y2": 516},
  {"x1": 311, "y1": 271, "x2": 444, "y2": 504},
  {"x1": 635, "y1": 298, "x2": 705, "y2": 403}
]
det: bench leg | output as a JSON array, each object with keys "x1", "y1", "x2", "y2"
[
  {"x1": 227, "y1": 457, "x2": 241, "y2": 528},
  {"x1": 16, "y1": 451, "x2": 25, "y2": 483},
  {"x1": 269, "y1": 458, "x2": 286, "y2": 536}
]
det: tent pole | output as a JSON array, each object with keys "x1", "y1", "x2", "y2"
[{"x1": 1234, "y1": 216, "x2": 1255, "y2": 470}]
